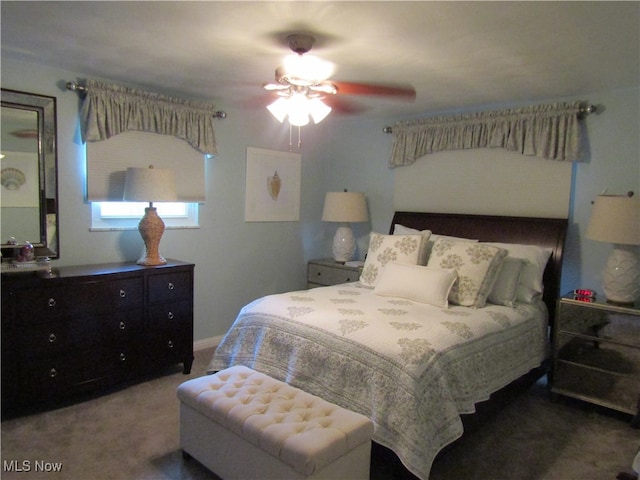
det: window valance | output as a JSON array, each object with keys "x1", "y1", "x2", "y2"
[
  {"x1": 80, "y1": 79, "x2": 219, "y2": 156},
  {"x1": 389, "y1": 101, "x2": 585, "y2": 167}
]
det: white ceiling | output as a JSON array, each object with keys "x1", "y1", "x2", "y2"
[{"x1": 2, "y1": 1, "x2": 638, "y2": 119}]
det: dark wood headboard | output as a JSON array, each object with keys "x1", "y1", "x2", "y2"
[{"x1": 389, "y1": 211, "x2": 568, "y2": 326}]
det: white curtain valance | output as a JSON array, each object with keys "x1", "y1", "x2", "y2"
[
  {"x1": 80, "y1": 79, "x2": 219, "y2": 156},
  {"x1": 389, "y1": 101, "x2": 585, "y2": 167}
]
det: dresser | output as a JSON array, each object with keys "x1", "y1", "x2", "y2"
[
  {"x1": 552, "y1": 293, "x2": 640, "y2": 427},
  {"x1": 307, "y1": 258, "x2": 362, "y2": 288},
  {"x1": 1, "y1": 260, "x2": 194, "y2": 416}
]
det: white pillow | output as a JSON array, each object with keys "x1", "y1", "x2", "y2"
[
  {"x1": 393, "y1": 224, "x2": 476, "y2": 265},
  {"x1": 487, "y1": 257, "x2": 524, "y2": 307},
  {"x1": 360, "y1": 232, "x2": 422, "y2": 287},
  {"x1": 485, "y1": 242, "x2": 552, "y2": 303},
  {"x1": 392, "y1": 224, "x2": 432, "y2": 265},
  {"x1": 374, "y1": 263, "x2": 457, "y2": 308},
  {"x1": 427, "y1": 238, "x2": 507, "y2": 308}
]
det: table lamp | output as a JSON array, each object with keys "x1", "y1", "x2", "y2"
[
  {"x1": 322, "y1": 191, "x2": 368, "y2": 263},
  {"x1": 585, "y1": 193, "x2": 640, "y2": 303},
  {"x1": 123, "y1": 165, "x2": 177, "y2": 266}
]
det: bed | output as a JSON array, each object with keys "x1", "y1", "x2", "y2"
[{"x1": 208, "y1": 211, "x2": 567, "y2": 479}]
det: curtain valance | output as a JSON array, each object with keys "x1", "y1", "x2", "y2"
[
  {"x1": 80, "y1": 79, "x2": 218, "y2": 156},
  {"x1": 389, "y1": 101, "x2": 585, "y2": 167}
]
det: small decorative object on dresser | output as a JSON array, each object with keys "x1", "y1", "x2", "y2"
[
  {"x1": 307, "y1": 258, "x2": 362, "y2": 288},
  {"x1": 1, "y1": 259, "x2": 194, "y2": 417},
  {"x1": 552, "y1": 293, "x2": 640, "y2": 427}
]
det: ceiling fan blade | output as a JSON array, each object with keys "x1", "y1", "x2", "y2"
[
  {"x1": 333, "y1": 81, "x2": 416, "y2": 100},
  {"x1": 263, "y1": 82, "x2": 288, "y2": 91},
  {"x1": 322, "y1": 95, "x2": 368, "y2": 115}
]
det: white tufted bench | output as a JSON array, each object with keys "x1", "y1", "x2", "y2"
[{"x1": 177, "y1": 366, "x2": 374, "y2": 480}]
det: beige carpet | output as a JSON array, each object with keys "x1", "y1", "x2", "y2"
[{"x1": 1, "y1": 347, "x2": 638, "y2": 480}]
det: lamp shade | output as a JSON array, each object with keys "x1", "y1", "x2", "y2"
[
  {"x1": 322, "y1": 192, "x2": 368, "y2": 223},
  {"x1": 585, "y1": 194, "x2": 640, "y2": 245},
  {"x1": 123, "y1": 165, "x2": 177, "y2": 203}
]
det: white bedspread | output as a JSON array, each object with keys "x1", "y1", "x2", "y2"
[{"x1": 208, "y1": 282, "x2": 548, "y2": 479}]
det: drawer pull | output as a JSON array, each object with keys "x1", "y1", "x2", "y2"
[
  {"x1": 119, "y1": 321, "x2": 126, "y2": 330},
  {"x1": 167, "y1": 312, "x2": 174, "y2": 320},
  {"x1": 167, "y1": 340, "x2": 174, "y2": 349},
  {"x1": 48, "y1": 298, "x2": 56, "y2": 307},
  {"x1": 120, "y1": 353, "x2": 126, "y2": 362},
  {"x1": 346, "y1": 277, "x2": 351, "y2": 282},
  {"x1": 316, "y1": 272, "x2": 321, "y2": 276},
  {"x1": 167, "y1": 282, "x2": 175, "y2": 291},
  {"x1": 48, "y1": 333, "x2": 57, "y2": 343},
  {"x1": 49, "y1": 368, "x2": 57, "y2": 378},
  {"x1": 119, "y1": 289, "x2": 126, "y2": 298}
]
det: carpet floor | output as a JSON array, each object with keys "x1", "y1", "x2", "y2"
[{"x1": 1, "y1": 347, "x2": 638, "y2": 480}]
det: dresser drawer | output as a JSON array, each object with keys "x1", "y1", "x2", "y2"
[
  {"x1": 91, "y1": 277, "x2": 144, "y2": 312},
  {"x1": 20, "y1": 318, "x2": 95, "y2": 359},
  {"x1": 9, "y1": 277, "x2": 143, "y2": 322},
  {"x1": 100, "y1": 309, "x2": 144, "y2": 344},
  {"x1": 308, "y1": 262, "x2": 360, "y2": 286},
  {"x1": 148, "y1": 271, "x2": 191, "y2": 303},
  {"x1": 20, "y1": 350, "x2": 112, "y2": 399},
  {"x1": 148, "y1": 300, "x2": 192, "y2": 329}
]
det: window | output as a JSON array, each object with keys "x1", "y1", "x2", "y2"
[{"x1": 90, "y1": 202, "x2": 199, "y2": 231}]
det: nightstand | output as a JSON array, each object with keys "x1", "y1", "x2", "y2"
[
  {"x1": 552, "y1": 293, "x2": 640, "y2": 427},
  {"x1": 307, "y1": 258, "x2": 362, "y2": 288}
]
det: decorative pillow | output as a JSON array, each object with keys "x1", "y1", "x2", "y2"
[
  {"x1": 360, "y1": 232, "x2": 422, "y2": 287},
  {"x1": 393, "y1": 224, "x2": 476, "y2": 265},
  {"x1": 487, "y1": 257, "x2": 524, "y2": 307},
  {"x1": 427, "y1": 238, "x2": 507, "y2": 308},
  {"x1": 485, "y1": 242, "x2": 552, "y2": 303},
  {"x1": 392, "y1": 224, "x2": 432, "y2": 265},
  {"x1": 374, "y1": 262, "x2": 457, "y2": 308}
]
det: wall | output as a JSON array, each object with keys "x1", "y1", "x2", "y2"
[
  {"x1": 324, "y1": 87, "x2": 640, "y2": 295},
  {"x1": 3, "y1": 58, "x2": 638, "y2": 346},
  {"x1": 1, "y1": 58, "x2": 334, "y2": 344}
]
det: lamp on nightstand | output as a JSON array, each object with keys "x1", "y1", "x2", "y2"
[
  {"x1": 322, "y1": 190, "x2": 368, "y2": 263},
  {"x1": 586, "y1": 192, "x2": 640, "y2": 304},
  {"x1": 123, "y1": 165, "x2": 177, "y2": 266}
]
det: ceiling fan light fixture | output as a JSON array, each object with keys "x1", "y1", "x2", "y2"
[
  {"x1": 287, "y1": 94, "x2": 311, "y2": 126},
  {"x1": 266, "y1": 97, "x2": 289, "y2": 123},
  {"x1": 308, "y1": 98, "x2": 332, "y2": 124},
  {"x1": 282, "y1": 54, "x2": 334, "y2": 84},
  {"x1": 266, "y1": 93, "x2": 331, "y2": 127}
]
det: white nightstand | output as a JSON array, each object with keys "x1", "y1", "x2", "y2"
[{"x1": 307, "y1": 258, "x2": 362, "y2": 288}]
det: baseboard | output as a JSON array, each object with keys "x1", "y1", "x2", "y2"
[{"x1": 194, "y1": 335, "x2": 224, "y2": 351}]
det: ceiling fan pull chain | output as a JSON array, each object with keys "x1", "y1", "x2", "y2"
[
  {"x1": 298, "y1": 125, "x2": 302, "y2": 150},
  {"x1": 288, "y1": 123, "x2": 293, "y2": 151}
]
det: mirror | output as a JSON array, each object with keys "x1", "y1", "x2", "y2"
[{"x1": 1, "y1": 89, "x2": 59, "y2": 258}]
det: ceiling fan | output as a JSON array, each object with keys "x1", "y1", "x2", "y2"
[{"x1": 262, "y1": 34, "x2": 416, "y2": 126}]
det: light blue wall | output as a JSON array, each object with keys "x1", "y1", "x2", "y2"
[
  {"x1": 1, "y1": 58, "x2": 334, "y2": 342},
  {"x1": 3, "y1": 58, "x2": 638, "y2": 343},
  {"x1": 323, "y1": 88, "x2": 640, "y2": 296}
]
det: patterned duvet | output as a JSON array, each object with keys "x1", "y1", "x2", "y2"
[{"x1": 208, "y1": 282, "x2": 548, "y2": 479}]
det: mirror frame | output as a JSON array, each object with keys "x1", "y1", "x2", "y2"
[{"x1": 1, "y1": 89, "x2": 59, "y2": 259}]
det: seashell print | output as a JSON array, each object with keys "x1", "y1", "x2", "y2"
[
  {"x1": 1, "y1": 167, "x2": 26, "y2": 190},
  {"x1": 267, "y1": 171, "x2": 281, "y2": 200}
]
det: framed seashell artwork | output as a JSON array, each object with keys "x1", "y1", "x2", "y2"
[{"x1": 245, "y1": 147, "x2": 301, "y2": 222}]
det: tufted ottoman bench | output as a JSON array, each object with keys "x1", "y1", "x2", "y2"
[{"x1": 177, "y1": 365, "x2": 374, "y2": 480}]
